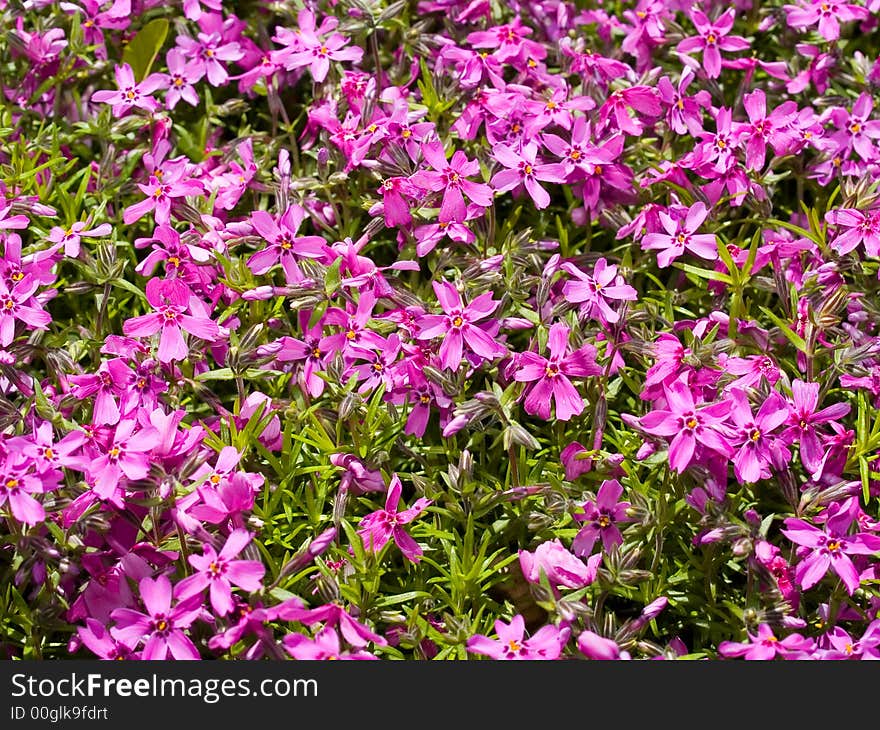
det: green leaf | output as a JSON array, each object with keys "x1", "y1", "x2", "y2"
[
  {"x1": 758, "y1": 306, "x2": 808, "y2": 353},
  {"x1": 672, "y1": 262, "x2": 733, "y2": 285},
  {"x1": 122, "y1": 18, "x2": 169, "y2": 82}
]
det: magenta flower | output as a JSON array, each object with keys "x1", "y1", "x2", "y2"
[
  {"x1": 561, "y1": 257, "x2": 637, "y2": 325},
  {"x1": 76, "y1": 618, "x2": 138, "y2": 661},
  {"x1": 639, "y1": 378, "x2": 734, "y2": 473},
  {"x1": 414, "y1": 280, "x2": 506, "y2": 370},
  {"x1": 275, "y1": 601, "x2": 387, "y2": 648},
  {"x1": 0, "y1": 455, "x2": 45, "y2": 526},
  {"x1": 718, "y1": 624, "x2": 816, "y2": 660},
  {"x1": 577, "y1": 631, "x2": 630, "y2": 660},
  {"x1": 737, "y1": 90, "x2": 799, "y2": 171},
  {"x1": 175, "y1": 31, "x2": 243, "y2": 86},
  {"x1": 572, "y1": 479, "x2": 633, "y2": 556},
  {"x1": 410, "y1": 142, "x2": 494, "y2": 223},
  {"x1": 825, "y1": 207, "x2": 880, "y2": 257},
  {"x1": 356, "y1": 474, "x2": 431, "y2": 563},
  {"x1": 783, "y1": 0, "x2": 869, "y2": 42},
  {"x1": 247, "y1": 205, "x2": 327, "y2": 281},
  {"x1": 110, "y1": 575, "x2": 203, "y2": 660},
  {"x1": 177, "y1": 529, "x2": 266, "y2": 616},
  {"x1": 48, "y1": 221, "x2": 112, "y2": 258},
  {"x1": 0, "y1": 275, "x2": 52, "y2": 346},
  {"x1": 676, "y1": 9, "x2": 750, "y2": 79},
  {"x1": 276, "y1": 8, "x2": 363, "y2": 83},
  {"x1": 782, "y1": 515, "x2": 880, "y2": 595},
  {"x1": 657, "y1": 69, "x2": 711, "y2": 136},
  {"x1": 122, "y1": 278, "x2": 221, "y2": 363},
  {"x1": 123, "y1": 174, "x2": 204, "y2": 227},
  {"x1": 781, "y1": 380, "x2": 851, "y2": 478},
  {"x1": 513, "y1": 322, "x2": 602, "y2": 421},
  {"x1": 87, "y1": 418, "x2": 158, "y2": 499},
  {"x1": 67, "y1": 357, "x2": 134, "y2": 426},
  {"x1": 729, "y1": 388, "x2": 791, "y2": 484},
  {"x1": 467, "y1": 615, "x2": 569, "y2": 660},
  {"x1": 640, "y1": 202, "x2": 718, "y2": 268},
  {"x1": 91, "y1": 63, "x2": 164, "y2": 117},
  {"x1": 157, "y1": 48, "x2": 201, "y2": 109},
  {"x1": 826, "y1": 93, "x2": 880, "y2": 163},
  {"x1": 490, "y1": 141, "x2": 568, "y2": 210},
  {"x1": 284, "y1": 627, "x2": 378, "y2": 660}
]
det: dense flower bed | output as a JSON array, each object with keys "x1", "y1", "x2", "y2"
[{"x1": 3, "y1": 0, "x2": 880, "y2": 660}]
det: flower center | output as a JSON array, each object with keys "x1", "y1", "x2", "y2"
[
  {"x1": 597, "y1": 514, "x2": 611, "y2": 528},
  {"x1": 523, "y1": 163, "x2": 533, "y2": 175},
  {"x1": 750, "y1": 429, "x2": 761, "y2": 442},
  {"x1": 154, "y1": 618, "x2": 169, "y2": 633},
  {"x1": 452, "y1": 316, "x2": 464, "y2": 328},
  {"x1": 706, "y1": 33, "x2": 716, "y2": 44},
  {"x1": 685, "y1": 417, "x2": 698, "y2": 429},
  {"x1": 419, "y1": 393, "x2": 431, "y2": 404},
  {"x1": 545, "y1": 364, "x2": 559, "y2": 378}
]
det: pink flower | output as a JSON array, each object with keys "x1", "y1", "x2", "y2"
[
  {"x1": 0, "y1": 275, "x2": 52, "y2": 346},
  {"x1": 284, "y1": 626, "x2": 378, "y2": 660},
  {"x1": 782, "y1": 511, "x2": 880, "y2": 595},
  {"x1": 410, "y1": 142, "x2": 494, "y2": 223},
  {"x1": 414, "y1": 280, "x2": 506, "y2": 370},
  {"x1": 123, "y1": 175, "x2": 205, "y2": 227},
  {"x1": 513, "y1": 322, "x2": 602, "y2": 421},
  {"x1": 718, "y1": 624, "x2": 816, "y2": 659},
  {"x1": 177, "y1": 529, "x2": 266, "y2": 616},
  {"x1": 561, "y1": 257, "x2": 637, "y2": 325},
  {"x1": 519, "y1": 538, "x2": 603, "y2": 591},
  {"x1": 356, "y1": 474, "x2": 432, "y2": 563},
  {"x1": 91, "y1": 63, "x2": 164, "y2": 117},
  {"x1": 275, "y1": 8, "x2": 363, "y2": 83},
  {"x1": 640, "y1": 202, "x2": 718, "y2": 268},
  {"x1": 825, "y1": 207, "x2": 880, "y2": 256},
  {"x1": 639, "y1": 378, "x2": 734, "y2": 473},
  {"x1": 467, "y1": 615, "x2": 570, "y2": 660},
  {"x1": 0, "y1": 455, "x2": 46, "y2": 526},
  {"x1": 729, "y1": 388, "x2": 791, "y2": 484},
  {"x1": 572, "y1": 479, "x2": 633, "y2": 556},
  {"x1": 86, "y1": 418, "x2": 159, "y2": 499},
  {"x1": 247, "y1": 205, "x2": 327, "y2": 281},
  {"x1": 781, "y1": 379, "x2": 851, "y2": 478},
  {"x1": 676, "y1": 8, "x2": 750, "y2": 79},
  {"x1": 122, "y1": 278, "x2": 221, "y2": 363},
  {"x1": 110, "y1": 575, "x2": 203, "y2": 660},
  {"x1": 783, "y1": 0, "x2": 869, "y2": 42},
  {"x1": 157, "y1": 48, "x2": 201, "y2": 109},
  {"x1": 490, "y1": 141, "x2": 567, "y2": 210},
  {"x1": 47, "y1": 221, "x2": 112, "y2": 258}
]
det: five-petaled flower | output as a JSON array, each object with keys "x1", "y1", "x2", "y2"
[
  {"x1": 513, "y1": 322, "x2": 602, "y2": 421},
  {"x1": 356, "y1": 474, "x2": 432, "y2": 563}
]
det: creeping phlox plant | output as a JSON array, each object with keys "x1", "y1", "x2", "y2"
[{"x1": 4, "y1": 0, "x2": 880, "y2": 662}]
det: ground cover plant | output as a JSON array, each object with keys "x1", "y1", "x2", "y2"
[{"x1": 3, "y1": 0, "x2": 880, "y2": 661}]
